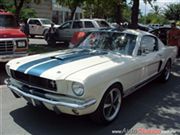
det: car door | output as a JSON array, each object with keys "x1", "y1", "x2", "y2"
[
  {"x1": 28, "y1": 19, "x2": 42, "y2": 35},
  {"x1": 71, "y1": 21, "x2": 83, "y2": 37},
  {"x1": 57, "y1": 21, "x2": 72, "y2": 41},
  {"x1": 138, "y1": 35, "x2": 161, "y2": 81}
]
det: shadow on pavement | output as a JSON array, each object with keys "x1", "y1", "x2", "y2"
[
  {"x1": 9, "y1": 60, "x2": 180, "y2": 135},
  {"x1": 136, "y1": 59, "x2": 180, "y2": 133}
]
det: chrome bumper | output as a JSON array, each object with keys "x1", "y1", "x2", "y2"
[
  {"x1": 0, "y1": 53, "x2": 28, "y2": 62},
  {"x1": 5, "y1": 79, "x2": 96, "y2": 110}
]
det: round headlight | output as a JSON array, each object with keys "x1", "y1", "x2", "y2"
[{"x1": 72, "y1": 82, "x2": 84, "y2": 96}]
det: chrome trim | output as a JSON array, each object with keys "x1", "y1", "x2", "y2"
[
  {"x1": 11, "y1": 76, "x2": 58, "y2": 94},
  {"x1": 5, "y1": 79, "x2": 96, "y2": 109}
]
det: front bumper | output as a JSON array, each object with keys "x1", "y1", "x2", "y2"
[
  {"x1": 0, "y1": 52, "x2": 28, "y2": 62},
  {"x1": 5, "y1": 79, "x2": 96, "y2": 115}
]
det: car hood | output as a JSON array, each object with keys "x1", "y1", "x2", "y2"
[
  {"x1": 0, "y1": 28, "x2": 26, "y2": 38},
  {"x1": 8, "y1": 49, "x2": 112, "y2": 80}
]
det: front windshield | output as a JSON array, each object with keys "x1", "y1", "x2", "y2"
[
  {"x1": 78, "y1": 32, "x2": 137, "y2": 55},
  {"x1": 41, "y1": 19, "x2": 53, "y2": 24},
  {"x1": 0, "y1": 15, "x2": 18, "y2": 28}
]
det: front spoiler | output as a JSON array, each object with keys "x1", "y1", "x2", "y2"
[{"x1": 5, "y1": 79, "x2": 96, "y2": 110}]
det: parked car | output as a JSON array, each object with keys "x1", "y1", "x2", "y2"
[
  {"x1": 27, "y1": 18, "x2": 60, "y2": 38},
  {"x1": 47, "y1": 19, "x2": 111, "y2": 45},
  {"x1": 5, "y1": 29, "x2": 177, "y2": 124},
  {"x1": 0, "y1": 9, "x2": 28, "y2": 62},
  {"x1": 148, "y1": 24, "x2": 163, "y2": 29},
  {"x1": 137, "y1": 23, "x2": 152, "y2": 32},
  {"x1": 149, "y1": 26, "x2": 173, "y2": 45}
]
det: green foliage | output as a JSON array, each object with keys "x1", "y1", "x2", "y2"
[
  {"x1": 164, "y1": 3, "x2": 180, "y2": 21},
  {"x1": 140, "y1": 12, "x2": 168, "y2": 24},
  {"x1": 0, "y1": 0, "x2": 39, "y2": 21},
  {"x1": 20, "y1": 8, "x2": 37, "y2": 20}
]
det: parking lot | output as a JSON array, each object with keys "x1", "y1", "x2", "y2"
[{"x1": 0, "y1": 56, "x2": 180, "y2": 135}]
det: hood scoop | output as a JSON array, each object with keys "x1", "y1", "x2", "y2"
[{"x1": 50, "y1": 49, "x2": 107, "y2": 61}]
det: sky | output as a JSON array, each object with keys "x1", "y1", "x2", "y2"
[{"x1": 127, "y1": 0, "x2": 180, "y2": 15}]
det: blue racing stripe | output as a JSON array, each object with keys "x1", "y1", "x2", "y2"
[
  {"x1": 17, "y1": 57, "x2": 50, "y2": 73},
  {"x1": 26, "y1": 52, "x2": 105, "y2": 76}
]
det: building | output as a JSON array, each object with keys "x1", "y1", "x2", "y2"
[
  {"x1": 26, "y1": 0, "x2": 83, "y2": 25},
  {"x1": 52, "y1": 0, "x2": 83, "y2": 24},
  {"x1": 26, "y1": 0, "x2": 53, "y2": 19}
]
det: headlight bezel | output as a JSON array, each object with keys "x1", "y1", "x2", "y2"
[
  {"x1": 16, "y1": 40, "x2": 27, "y2": 48},
  {"x1": 72, "y1": 82, "x2": 84, "y2": 96}
]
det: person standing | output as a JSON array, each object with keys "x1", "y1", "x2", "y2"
[
  {"x1": 20, "y1": 19, "x2": 29, "y2": 37},
  {"x1": 47, "y1": 23, "x2": 56, "y2": 46},
  {"x1": 167, "y1": 22, "x2": 180, "y2": 57}
]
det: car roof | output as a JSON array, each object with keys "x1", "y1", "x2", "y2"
[
  {"x1": 28, "y1": 18, "x2": 50, "y2": 20},
  {"x1": 0, "y1": 9, "x2": 14, "y2": 15},
  {"x1": 66, "y1": 19, "x2": 107, "y2": 22}
]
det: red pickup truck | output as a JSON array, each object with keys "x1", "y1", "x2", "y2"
[{"x1": 0, "y1": 9, "x2": 28, "y2": 62}]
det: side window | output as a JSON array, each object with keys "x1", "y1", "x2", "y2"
[
  {"x1": 96, "y1": 21, "x2": 110, "y2": 27},
  {"x1": 84, "y1": 21, "x2": 95, "y2": 28},
  {"x1": 60, "y1": 22, "x2": 72, "y2": 29},
  {"x1": 139, "y1": 35, "x2": 158, "y2": 54},
  {"x1": 34, "y1": 20, "x2": 41, "y2": 25},
  {"x1": 28, "y1": 20, "x2": 35, "y2": 24},
  {"x1": 72, "y1": 21, "x2": 83, "y2": 29}
]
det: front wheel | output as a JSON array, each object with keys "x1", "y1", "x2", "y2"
[
  {"x1": 91, "y1": 86, "x2": 122, "y2": 124},
  {"x1": 159, "y1": 60, "x2": 171, "y2": 82}
]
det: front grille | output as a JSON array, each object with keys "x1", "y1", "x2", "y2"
[
  {"x1": 11, "y1": 70, "x2": 57, "y2": 91},
  {"x1": 0, "y1": 41, "x2": 14, "y2": 54}
]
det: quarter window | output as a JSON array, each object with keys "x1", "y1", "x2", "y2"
[
  {"x1": 84, "y1": 21, "x2": 94, "y2": 28},
  {"x1": 72, "y1": 21, "x2": 83, "y2": 29},
  {"x1": 96, "y1": 21, "x2": 110, "y2": 27},
  {"x1": 140, "y1": 35, "x2": 158, "y2": 54}
]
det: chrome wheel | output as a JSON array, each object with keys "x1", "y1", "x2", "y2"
[{"x1": 103, "y1": 88, "x2": 121, "y2": 121}]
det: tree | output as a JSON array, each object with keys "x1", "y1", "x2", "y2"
[
  {"x1": 150, "y1": 5, "x2": 161, "y2": 14},
  {"x1": 57, "y1": 0, "x2": 85, "y2": 20},
  {"x1": 0, "y1": 0, "x2": 41, "y2": 22},
  {"x1": 130, "y1": 0, "x2": 139, "y2": 29},
  {"x1": 130, "y1": 0, "x2": 156, "y2": 29},
  {"x1": 164, "y1": 3, "x2": 180, "y2": 21}
]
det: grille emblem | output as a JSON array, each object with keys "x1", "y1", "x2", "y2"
[{"x1": 50, "y1": 81, "x2": 56, "y2": 88}]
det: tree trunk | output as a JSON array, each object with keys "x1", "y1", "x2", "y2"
[
  {"x1": 115, "y1": 3, "x2": 123, "y2": 24},
  {"x1": 70, "y1": 7, "x2": 77, "y2": 20},
  {"x1": 130, "y1": 0, "x2": 139, "y2": 29},
  {"x1": 14, "y1": 0, "x2": 25, "y2": 22}
]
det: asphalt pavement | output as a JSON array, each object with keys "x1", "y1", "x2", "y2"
[{"x1": 0, "y1": 55, "x2": 180, "y2": 135}]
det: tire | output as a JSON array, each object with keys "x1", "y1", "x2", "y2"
[
  {"x1": 43, "y1": 29, "x2": 48, "y2": 38},
  {"x1": 159, "y1": 60, "x2": 171, "y2": 82},
  {"x1": 90, "y1": 85, "x2": 122, "y2": 124}
]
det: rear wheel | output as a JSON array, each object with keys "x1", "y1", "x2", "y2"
[
  {"x1": 159, "y1": 60, "x2": 171, "y2": 82},
  {"x1": 91, "y1": 86, "x2": 122, "y2": 124}
]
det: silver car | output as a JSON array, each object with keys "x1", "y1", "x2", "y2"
[{"x1": 53, "y1": 19, "x2": 111, "y2": 44}]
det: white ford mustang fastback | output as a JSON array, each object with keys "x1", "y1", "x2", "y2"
[{"x1": 5, "y1": 29, "x2": 177, "y2": 124}]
